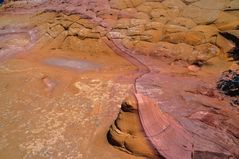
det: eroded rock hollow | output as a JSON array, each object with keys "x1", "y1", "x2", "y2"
[{"x1": 107, "y1": 95, "x2": 161, "y2": 159}]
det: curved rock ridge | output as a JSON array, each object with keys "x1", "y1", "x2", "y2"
[{"x1": 136, "y1": 94, "x2": 193, "y2": 159}]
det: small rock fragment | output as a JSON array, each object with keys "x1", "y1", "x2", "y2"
[{"x1": 188, "y1": 65, "x2": 201, "y2": 72}]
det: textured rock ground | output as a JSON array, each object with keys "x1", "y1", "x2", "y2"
[{"x1": 0, "y1": 0, "x2": 239, "y2": 159}]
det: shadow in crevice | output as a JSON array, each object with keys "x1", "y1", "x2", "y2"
[{"x1": 220, "y1": 32, "x2": 239, "y2": 62}]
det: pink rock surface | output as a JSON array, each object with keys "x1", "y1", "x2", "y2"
[{"x1": 136, "y1": 94, "x2": 193, "y2": 159}]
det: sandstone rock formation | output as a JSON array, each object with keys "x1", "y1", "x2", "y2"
[
  {"x1": 107, "y1": 95, "x2": 160, "y2": 159},
  {"x1": 0, "y1": 0, "x2": 239, "y2": 159}
]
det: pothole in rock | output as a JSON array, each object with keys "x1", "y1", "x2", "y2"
[
  {"x1": 0, "y1": 31, "x2": 31, "y2": 60},
  {"x1": 44, "y1": 58, "x2": 101, "y2": 71}
]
